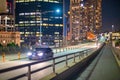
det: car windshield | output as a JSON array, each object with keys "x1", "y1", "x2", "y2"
[{"x1": 35, "y1": 48, "x2": 52, "y2": 51}]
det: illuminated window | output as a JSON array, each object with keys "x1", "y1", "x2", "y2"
[
  {"x1": 49, "y1": 0, "x2": 59, "y2": 3},
  {"x1": 37, "y1": 0, "x2": 42, "y2": 1},
  {"x1": 25, "y1": 32, "x2": 30, "y2": 34},
  {"x1": 19, "y1": 13, "x2": 24, "y2": 16},
  {"x1": 43, "y1": 18, "x2": 48, "y2": 21},
  {"x1": 19, "y1": 24, "x2": 24, "y2": 26},
  {"x1": 25, "y1": 24, "x2": 30, "y2": 26},
  {"x1": 30, "y1": 21, "x2": 35, "y2": 23},
  {"x1": 24, "y1": 0, "x2": 31, "y2": 2},
  {"x1": 31, "y1": 24, "x2": 36, "y2": 26},
  {"x1": 60, "y1": 24, "x2": 63, "y2": 26},
  {"x1": 49, "y1": 24, "x2": 53, "y2": 26},
  {"x1": 49, "y1": 0, "x2": 54, "y2": 2},
  {"x1": 25, "y1": 13, "x2": 30, "y2": 15},
  {"x1": 43, "y1": 23, "x2": 48, "y2": 26},
  {"x1": 43, "y1": 0, "x2": 48, "y2": 2},
  {"x1": 30, "y1": 12, "x2": 36, "y2": 15},
  {"x1": 20, "y1": 32, "x2": 24, "y2": 34},
  {"x1": 19, "y1": 21, "x2": 24, "y2": 23},
  {"x1": 25, "y1": 21, "x2": 29, "y2": 23},
  {"x1": 30, "y1": 0, "x2": 35, "y2": 1},
  {"x1": 17, "y1": 0, "x2": 24, "y2": 2},
  {"x1": 55, "y1": 17, "x2": 59, "y2": 19},
  {"x1": 30, "y1": 15, "x2": 35, "y2": 18},
  {"x1": 55, "y1": 24, "x2": 59, "y2": 26},
  {"x1": 25, "y1": 35, "x2": 28, "y2": 37}
]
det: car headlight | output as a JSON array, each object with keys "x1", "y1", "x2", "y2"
[
  {"x1": 27, "y1": 52, "x2": 32, "y2": 56},
  {"x1": 37, "y1": 53, "x2": 43, "y2": 56}
]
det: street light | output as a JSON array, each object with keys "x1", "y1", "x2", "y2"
[
  {"x1": 39, "y1": 9, "x2": 60, "y2": 46},
  {"x1": 56, "y1": 9, "x2": 60, "y2": 13},
  {"x1": 112, "y1": 25, "x2": 114, "y2": 32}
]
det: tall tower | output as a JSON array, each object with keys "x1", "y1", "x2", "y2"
[
  {"x1": 69, "y1": 0, "x2": 102, "y2": 44},
  {"x1": 69, "y1": 0, "x2": 81, "y2": 44}
]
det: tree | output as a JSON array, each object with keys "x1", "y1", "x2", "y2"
[
  {"x1": 115, "y1": 39, "x2": 120, "y2": 47},
  {"x1": 7, "y1": 42, "x2": 16, "y2": 47},
  {"x1": 0, "y1": 43, "x2": 3, "y2": 47}
]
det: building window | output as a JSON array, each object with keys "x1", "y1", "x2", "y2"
[{"x1": 43, "y1": 0, "x2": 48, "y2": 2}]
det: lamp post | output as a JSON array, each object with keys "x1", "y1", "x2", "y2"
[
  {"x1": 4, "y1": 16, "x2": 8, "y2": 31},
  {"x1": 112, "y1": 25, "x2": 114, "y2": 32},
  {"x1": 0, "y1": 16, "x2": 1, "y2": 25},
  {"x1": 111, "y1": 25, "x2": 114, "y2": 46}
]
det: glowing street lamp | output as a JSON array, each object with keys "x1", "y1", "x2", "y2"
[
  {"x1": 56, "y1": 9, "x2": 60, "y2": 13},
  {"x1": 112, "y1": 25, "x2": 114, "y2": 32}
]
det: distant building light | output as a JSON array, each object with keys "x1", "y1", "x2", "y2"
[{"x1": 3, "y1": 40, "x2": 6, "y2": 44}]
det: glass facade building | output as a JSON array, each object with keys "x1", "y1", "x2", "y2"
[{"x1": 15, "y1": 0, "x2": 63, "y2": 46}]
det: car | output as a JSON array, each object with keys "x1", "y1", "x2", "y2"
[{"x1": 27, "y1": 47, "x2": 54, "y2": 60}]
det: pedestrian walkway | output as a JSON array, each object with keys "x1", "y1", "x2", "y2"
[{"x1": 88, "y1": 45, "x2": 120, "y2": 80}]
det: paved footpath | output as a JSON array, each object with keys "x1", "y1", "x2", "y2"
[{"x1": 88, "y1": 45, "x2": 120, "y2": 80}]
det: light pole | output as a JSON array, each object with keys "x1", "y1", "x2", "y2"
[
  {"x1": 112, "y1": 25, "x2": 114, "y2": 32},
  {"x1": 4, "y1": 16, "x2": 8, "y2": 31},
  {"x1": 0, "y1": 16, "x2": 1, "y2": 25},
  {"x1": 39, "y1": 20, "x2": 42, "y2": 46},
  {"x1": 111, "y1": 25, "x2": 114, "y2": 46}
]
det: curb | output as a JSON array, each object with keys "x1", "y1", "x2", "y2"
[{"x1": 111, "y1": 47, "x2": 120, "y2": 67}]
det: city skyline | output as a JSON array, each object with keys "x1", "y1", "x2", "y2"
[{"x1": 0, "y1": 0, "x2": 120, "y2": 32}]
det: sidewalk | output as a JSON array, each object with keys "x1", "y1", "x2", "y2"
[
  {"x1": 112, "y1": 47, "x2": 120, "y2": 67},
  {"x1": 88, "y1": 45, "x2": 120, "y2": 80}
]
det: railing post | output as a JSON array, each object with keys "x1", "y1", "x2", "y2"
[
  {"x1": 53, "y1": 58, "x2": 55, "y2": 73},
  {"x1": 79, "y1": 52, "x2": 81, "y2": 59},
  {"x1": 73, "y1": 54, "x2": 75, "y2": 63},
  {"x1": 66, "y1": 55, "x2": 68, "y2": 67},
  {"x1": 2, "y1": 52, "x2": 5, "y2": 62},
  {"x1": 56, "y1": 49, "x2": 57, "y2": 53},
  {"x1": 28, "y1": 65, "x2": 31, "y2": 80},
  {"x1": 18, "y1": 52, "x2": 21, "y2": 60}
]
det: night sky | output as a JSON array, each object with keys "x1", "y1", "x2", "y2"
[{"x1": 102, "y1": 0, "x2": 120, "y2": 32}]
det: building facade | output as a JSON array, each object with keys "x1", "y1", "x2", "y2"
[
  {"x1": 68, "y1": 0, "x2": 102, "y2": 43},
  {"x1": 0, "y1": 32, "x2": 20, "y2": 46},
  {"x1": 0, "y1": 0, "x2": 20, "y2": 46},
  {"x1": 15, "y1": 0, "x2": 63, "y2": 46}
]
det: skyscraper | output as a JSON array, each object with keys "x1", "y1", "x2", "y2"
[
  {"x1": 68, "y1": 0, "x2": 102, "y2": 44},
  {"x1": 15, "y1": 0, "x2": 63, "y2": 46}
]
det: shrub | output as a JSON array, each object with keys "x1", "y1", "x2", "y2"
[{"x1": 115, "y1": 39, "x2": 120, "y2": 47}]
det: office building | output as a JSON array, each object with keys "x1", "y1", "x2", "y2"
[{"x1": 15, "y1": 0, "x2": 63, "y2": 46}]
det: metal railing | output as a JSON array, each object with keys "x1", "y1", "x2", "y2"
[{"x1": 0, "y1": 48, "x2": 95, "y2": 80}]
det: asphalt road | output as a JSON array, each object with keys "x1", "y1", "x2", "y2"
[{"x1": 0, "y1": 43, "x2": 97, "y2": 80}]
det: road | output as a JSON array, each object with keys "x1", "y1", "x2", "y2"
[{"x1": 0, "y1": 42, "x2": 97, "y2": 80}]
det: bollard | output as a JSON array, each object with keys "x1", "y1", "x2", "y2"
[
  {"x1": 2, "y1": 53, "x2": 5, "y2": 62},
  {"x1": 53, "y1": 59, "x2": 56, "y2": 73},
  {"x1": 18, "y1": 52, "x2": 20, "y2": 59}
]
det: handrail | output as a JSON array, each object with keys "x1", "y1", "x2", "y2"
[{"x1": 0, "y1": 48, "x2": 95, "y2": 80}]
